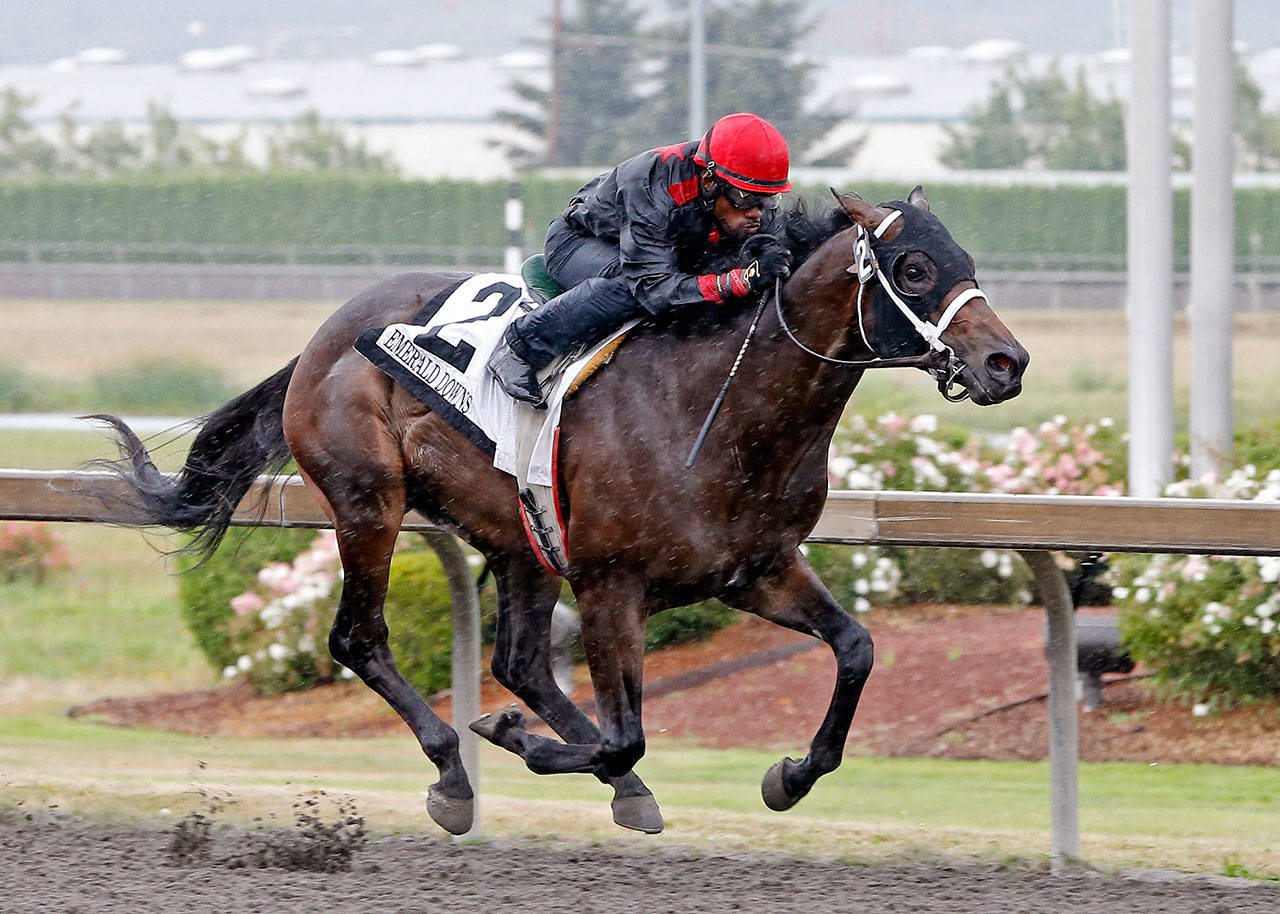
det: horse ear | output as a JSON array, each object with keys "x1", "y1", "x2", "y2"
[
  {"x1": 908, "y1": 185, "x2": 931, "y2": 212},
  {"x1": 832, "y1": 188, "x2": 895, "y2": 233}
]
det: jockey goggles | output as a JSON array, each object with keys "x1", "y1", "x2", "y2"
[{"x1": 717, "y1": 179, "x2": 780, "y2": 212}]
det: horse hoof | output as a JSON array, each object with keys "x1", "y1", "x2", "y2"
[
  {"x1": 469, "y1": 704, "x2": 526, "y2": 743},
  {"x1": 426, "y1": 784, "x2": 474, "y2": 836},
  {"x1": 762, "y1": 759, "x2": 800, "y2": 812},
  {"x1": 611, "y1": 794, "x2": 664, "y2": 834}
]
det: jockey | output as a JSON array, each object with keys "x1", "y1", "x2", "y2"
[{"x1": 488, "y1": 111, "x2": 794, "y2": 405}]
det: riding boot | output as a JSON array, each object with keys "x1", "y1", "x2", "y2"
[
  {"x1": 488, "y1": 277, "x2": 640, "y2": 407},
  {"x1": 487, "y1": 324, "x2": 545, "y2": 405}
]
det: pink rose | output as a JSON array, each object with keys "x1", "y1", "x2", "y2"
[{"x1": 231, "y1": 591, "x2": 267, "y2": 617}]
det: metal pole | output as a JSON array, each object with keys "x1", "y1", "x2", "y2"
[
  {"x1": 1021, "y1": 550, "x2": 1080, "y2": 872},
  {"x1": 1126, "y1": 0, "x2": 1175, "y2": 497},
  {"x1": 1190, "y1": 0, "x2": 1235, "y2": 480},
  {"x1": 423, "y1": 530, "x2": 483, "y2": 840},
  {"x1": 689, "y1": 0, "x2": 707, "y2": 139},
  {"x1": 504, "y1": 180, "x2": 524, "y2": 274}
]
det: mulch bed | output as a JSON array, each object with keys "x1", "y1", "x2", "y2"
[{"x1": 71, "y1": 605, "x2": 1280, "y2": 765}]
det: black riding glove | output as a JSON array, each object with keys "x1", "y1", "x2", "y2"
[
  {"x1": 739, "y1": 233, "x2": 791, "y2": 292},
  {"x1": 701, "y1": 234, "x2": 792, "y2": 302}
]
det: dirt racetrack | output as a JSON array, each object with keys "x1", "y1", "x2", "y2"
[{"x1": 4, "y1": 818, "x2": 1278, "y2": 914}]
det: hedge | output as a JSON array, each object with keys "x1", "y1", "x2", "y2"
[{"x1": 1, "y1": 173, "x2": 1277, "y2": 268}]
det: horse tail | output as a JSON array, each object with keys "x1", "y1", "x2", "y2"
[{"x1": 86, "y1": 357, "x2": 299, "y2": 561}]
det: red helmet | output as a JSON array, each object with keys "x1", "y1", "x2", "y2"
[{"x1": 694, "y1": 112, "x2": 792, "y2": 194}]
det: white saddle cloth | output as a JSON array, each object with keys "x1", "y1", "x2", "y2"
[{"x1": 354, "y1": 271, "x2": 634, "y2": 487}]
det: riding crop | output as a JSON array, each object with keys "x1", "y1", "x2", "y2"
[{"x1": 684, "y1": 279, "x2": 776, "y2": 469}]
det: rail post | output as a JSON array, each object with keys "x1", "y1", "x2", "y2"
[{"x1": 1020, "y1": 549, "x2": 1079, "y2": 872}]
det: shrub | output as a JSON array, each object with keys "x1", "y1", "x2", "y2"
[
  {"x1": 645, "y1": 600, "x2": 738, "y2": 651},
  {"x1": 1112, "y1": 466, "x2": 1280, "y2": 705},
  {"x1": 821, "y1": 412, "x2": 1121, "y2": 608},
  {"x1": 804, "y1": 544, "x2": 901, "y2": 613},
  {"x1": 0, "y1": 364, "x2": 37, "y2": 411},
  {"x1": 218, "y1": 530, "x2": 344, "y2": 694},
  {"x1": 892, "y1": 546, "x2": 1033, "y2": 605},
  {"x1": 0, "y1": 521, "x2": 69, "y2": 582},
  {"x1": 1114, "y1": 550, "x2": 1280, "y2": 705},
  {"x1": 199, "y1": 532, "x2": 465, "y2": 696},
  {"x1": 87, "y1": 355, "x2": 236, "y2": 415},
  {"x1": 177, "y1": 526, "x2": 316, "y2": 671},
  {"x1": 382, "y1": 549, "x2": 455, "y2": 698}
]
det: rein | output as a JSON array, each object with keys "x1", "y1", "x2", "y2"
[{"x1": 686, "y1": 211, "x2": 981, "y2": 469}]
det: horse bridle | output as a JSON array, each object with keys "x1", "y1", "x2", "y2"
[{"x1": 773, "y1": 208, "x2": 987, "y2": 402}]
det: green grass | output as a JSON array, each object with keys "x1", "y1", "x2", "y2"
[
  {"x1": 0, "y1": 427, "x2": 197, "y2": 471},
  {"x1": 0, "y1": 526, "x2": 204, "y2": 693},
  {"x1": 0, "y1": 713, "x2": 1277, "y2": 874}
]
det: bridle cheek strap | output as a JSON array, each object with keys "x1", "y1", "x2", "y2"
[{"x1": 851, "y1": 213, "x2": 987, "y2": 356}]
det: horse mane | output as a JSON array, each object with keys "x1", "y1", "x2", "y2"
[
  {"x1": 777, "y1": 199, "x2": 853, "y2": 271},
  {"x1": 703, "y1": 198, "x2": 852, "y2": 274}
]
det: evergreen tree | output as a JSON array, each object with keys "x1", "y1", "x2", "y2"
[
  {"x1": 637, "y1": 0, "x2": 839, "y2": 158},
  {"x1": 496, "y1": 0, "x2": 648, "y2": 167}
]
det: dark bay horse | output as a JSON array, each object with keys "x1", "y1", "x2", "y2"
[{"x1": 92, "y1": 188, "x2": 1027, "y2": 837}]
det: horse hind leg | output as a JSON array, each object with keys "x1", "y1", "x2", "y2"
[
  {"x1": 474, "y1": 557, "x2": 662, "y2": 833},
  {"x1": 324, "y1": 483, "x2": 474, "y2": 835}
]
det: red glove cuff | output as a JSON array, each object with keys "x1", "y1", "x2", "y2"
[
  {"x1": 697, "y1": 273, "x2": 723, "y2": 303},
  {"x1": 698, "y1": 269, "x2": 751, "y2": 304}
]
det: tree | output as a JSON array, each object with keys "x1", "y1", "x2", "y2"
[
  {"x1": 1235, "y1": 63, "x2": 1280, "y2": 171},
  {"x1": 496, "y1": 0, "x2": 649, "y2": 167},
  {"x1": 497, "y1": 0, "x2": 849, "y2": 168},
  {"x1": 0, "y1": 87, "x2": 63, "y2": 176},
  {"x1": 265, "y1": 109, "x2": 397, "y2": 174},
  {"x1": 0, "y1": 88, "x2": 392, "y2": 177},
  {"x1": 941, "y1": 64, "x2": 1132, "y2": 171},
  {"x1": 637, "y1": 0, "x2": 842, "y2": 160}
]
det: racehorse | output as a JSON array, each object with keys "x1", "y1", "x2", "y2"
[{"x1": 90, "y1": 188, "x2": 1028, "y2": 837}]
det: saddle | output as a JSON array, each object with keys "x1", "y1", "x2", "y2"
[{"x1": 520, "y1": 255, "x2": 563, "y2": 305}]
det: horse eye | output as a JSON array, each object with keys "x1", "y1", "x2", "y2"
[{"x1": 905, "y1": 265, "x2": 924, "y2": 281}]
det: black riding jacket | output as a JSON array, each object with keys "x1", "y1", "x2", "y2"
[{"x1": 560, "y1": 139, "x2": 781, "y2": 312}]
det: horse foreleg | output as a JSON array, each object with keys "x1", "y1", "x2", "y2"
[
  {"x1": 482, "y1": 558, "x2": 662, "y2": 833},
  {"x1": 730, "y1": 554, "x2": 874, "y2": 812},
  {"x1": 326, "y1": 492, "x2": 474, "y2": 836}
]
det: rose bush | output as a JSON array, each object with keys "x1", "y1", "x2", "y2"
[
  {"x1": 815, "y1": 412, "x2": 1123, "y2": 610},
  {"x1": 1112, "y1": 466, "x2": 1280, "y2": 704},
  {"x1": 0, "y1": 521, "x2": 69, "y2": 583}
]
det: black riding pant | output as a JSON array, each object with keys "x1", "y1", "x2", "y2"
[{"x1": 509, "y1": 216, "x2": 646, "y2": 368}]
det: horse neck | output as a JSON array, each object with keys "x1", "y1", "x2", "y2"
[{"x1": 727, "y1": 231, "x2": 871, "y2": 459}]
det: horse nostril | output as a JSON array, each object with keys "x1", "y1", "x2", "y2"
[{"x1": 987, "y1": 352, "x2": 1014, "y2": 376}]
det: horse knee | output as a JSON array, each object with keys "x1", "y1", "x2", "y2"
[
  {"x1": 489, "y1": 643, "x2": 549, "y2": 698},
  {"x1": 834, "y1": 624, "x2": 874, "y2": 684}
]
